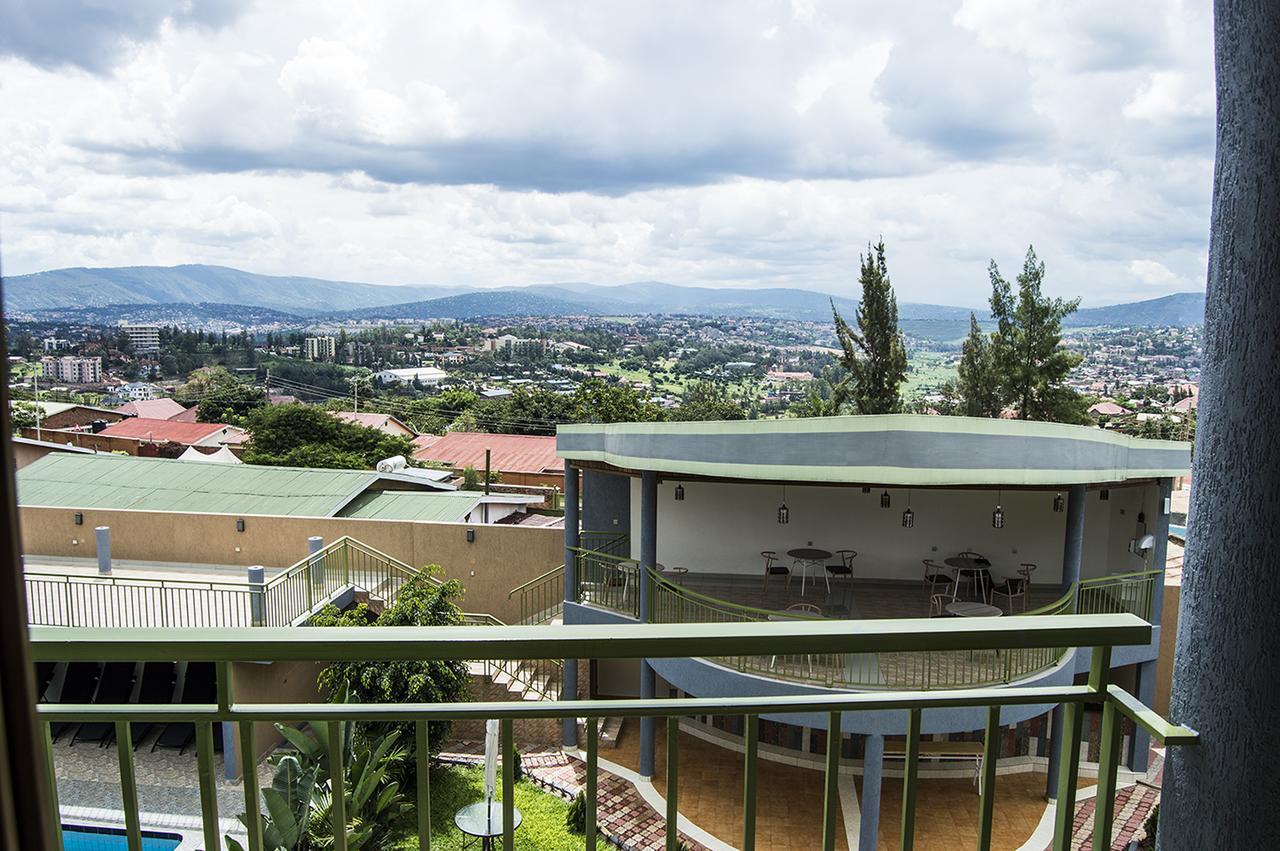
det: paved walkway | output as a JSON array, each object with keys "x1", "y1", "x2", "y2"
[{"x1": 1065, "y1": 748, "x2": 1163, "y2": 851}]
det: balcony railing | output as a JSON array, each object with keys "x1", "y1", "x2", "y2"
[
  {"x1": 24, "y1": 537, "x2": 429, "y2": 629},
  {"x1": 29, "y1": 617, "x2": 1196, "y2": 851},
  {"x1": 572, "y1": 541, "x2": 1163, "y2": 691}
]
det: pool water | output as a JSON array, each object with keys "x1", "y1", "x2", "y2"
[{"x1": 62, "y1": 825, "x2": 183, "y2": 851}]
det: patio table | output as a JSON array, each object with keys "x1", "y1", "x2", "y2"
[
  {"x1": 943, "y1": 556, "x2": 994, "y2": 602},
  {"x1": 945, "y1": 601, "x2": 1003, "y2": 618},
  {"x1": 786, "y1": 548, "x2": 832, "y2": 595},
  {"x1": 455, "y1": 801, "x2": 522, "y2": 850}
]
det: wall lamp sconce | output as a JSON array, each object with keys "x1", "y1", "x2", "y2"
[
  {"x1": 73, "y1": 512, "x2": 83, "y2": 526},
  {"x1": 235, "y1": 518, "x2": 246, "y2": 533},
  {"x1": 1053, "y1": 493, "x2": 1065, "y2": 513},
  {"x1": 1100, "y1": 489, "x2": 1110, "y2": 501},
  {"x1": 466, "y1": 528, "x2": 475, "y2": 543},
  {"x1": 674, "y1": 483, "x2": 685, "y2": 501}
]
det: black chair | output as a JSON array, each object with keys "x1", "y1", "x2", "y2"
[
  {"x1": 825, "y1": 550, "x2": 857, "y2": 593},
  {"x1": 153, "y1": 662, "x2": 219, "y2": 754},
  {"x1": 33, "y1": 662, "x2": 57, "y2": 702},
  {"x1": 49, "y1": 662, "x2": 102, "y2": 743},
  {"x1": 761, "y1": 551, "x2": 790, "y2": 591},
  {"x1": 122, "y1": 662, "x2": 178, "y2": 749},
  {"x1": 72, "y1": 662, "x2": 138, "y2": 746}
]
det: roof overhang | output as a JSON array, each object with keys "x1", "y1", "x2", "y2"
[{"x1": 556, "y1": 414, "x2": 1191, "y2": 488}]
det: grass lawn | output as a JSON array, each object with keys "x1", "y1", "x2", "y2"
[{"x1": 391, "y1": 765, "x2": 583, "y2": 850}]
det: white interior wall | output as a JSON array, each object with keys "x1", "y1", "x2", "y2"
[{"x1": 629, "y1": 477, "x2": 1151, "y2": 585}]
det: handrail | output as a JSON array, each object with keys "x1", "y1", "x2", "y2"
[
  {"x1": 508, "y1": 564, "x2": 564, "y2": 598},
  {"x1": 27, "y1": 620, "x2": 1194, "y2": 851}
]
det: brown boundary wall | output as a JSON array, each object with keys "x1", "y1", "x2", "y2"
[{"x1": 18, "y1": 506, "x2": 563, "y2": 624}]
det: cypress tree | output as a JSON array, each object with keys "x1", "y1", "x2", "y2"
[
  {"x1": 956, "y1": 313, "x2": 1004, "y2": 417},
  {"x1": 831, "y1": 240, "x2": 909, "y2": 414}
]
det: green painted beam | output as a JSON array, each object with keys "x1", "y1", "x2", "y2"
[
  {"x1": 821, "y1": 711, "x2": 841, "y2": 851},
  {"x1": 114, "y1": 722, "x2": 142, "y2": 851},
  {"x1": 666, "y1": 718, "x2": 679, "y2": 850},
  {"x1": 27, "y1": 614, "x2": 1152, "y2": 662},
  {"x1": 585, "y1": 717, "x2": 598, "y2": 851},
  {"x1": 899, "y1": 709, "x2": 921, "y2": 851},
  {"x1": 501, "y1": 719, "x2": 514, "y2": 851},
  {"x1": 977, "y1": 706, "x2": 1001, "y2": 850},
  {"x1": 36, "y1": 684, "x2": 1099, "y2": 724},
  {"x1": 239, "y1": 721, "x2": 263, "y2": 851},
  {"x1": 42, "y1": 723, "x2": 62, "y2": 851},
  {"x1": 1106, "y1": 685, "x2": 1199, "y2": 745},
  {"x1": 196, "y1": 722, "x2": 220, "y2": 851},
  {"x1": 328, "y1": 721, "x2": 347, "y2": 851},
  {"x1": 742, "y1": 715, "x2": 758, "y2": 851},
  {"x1": 1092, "y1": 701, "x2": 1122, "y2": 851},
  {"x1": 416, "y1": 720, "x2": 430, "y2": 851}
]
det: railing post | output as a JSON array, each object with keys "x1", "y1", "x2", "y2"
[
  {"x1": 977, "y1": 706, "x2": 1001, "y2": 849},
  {"x1": 328, "y1": 721, "x2": 347, "y2": 851},
  {"x1": 900, "y1": 708, "x2": 921, "y2": 851},
  {"x1": 247, "y1": 566, "x2": 265, "y2": 627},
  {"x1": 308, "y1": 536, "x2": 324, "y2": 608},
  {"x1": 860, "y1": 733, "x2": 883, "y2": 851},
  {"x1": 742, "y1": 715, "x2": 758, "y2": 851},
  {"x1": 501, "y1": 718, "x2": 515, "y2": 851},
  {"x1": 666, "y1": 716, "x2": 679, "y2": 850},
  {"x1": 585, "y1": 717, "x2": 598, "y2": 851},
  {"x1": 821, "y1": 712, "x2": 841, "y2": 851},
  {"x1": 196, "y1": 722, "x2": 220, "y2": 851},
  {"x1": 1092, "y1": 699, "x2": 1123, "y2": 851},
  {"x1": 1053, "y1": 646, "x2": 1111, "y2": 850},
  {"x1": 563, "y1": 463, "x2": 580, "y2": 748},
  {"x1": 416, "y1": 720, "x2": 431, "y2": 851},
  {"x1": 95, "y1": 525, "x2": 111, "y2": 575},
  {"x1": 239, "y1": 721, "x2": 263, "y2": 851}
]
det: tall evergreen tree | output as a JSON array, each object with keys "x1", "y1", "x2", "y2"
[
  {"x1": 956, "y1": 313, "x2": 1004, "y2": 417},
  {"x1": 831, "y1": 240, "x2": 909, "y2": 414},
  {"x1": 987, "y1": 246, "x2": 1089, "y2": 423}
]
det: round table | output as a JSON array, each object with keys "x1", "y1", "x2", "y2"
[
  {"x1": 943, "y1": 556, "x2": 994, "y2": 602},
  {"x1": 662, "y1": 566, "x2": 689, "y2": 584},
  {"x1": 786, "y1": 548, "x2": 833, "y2": 595},
  {"x1": 945, "y1": 601, "x2": 1003, "y2": 618},
  {"x1": 455, "y1": 801, "x2": 522, "y2": 850}
]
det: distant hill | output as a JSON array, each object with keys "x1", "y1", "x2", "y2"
[
  {"x1": 2, "y1": 264, "x2": 461, "y2": 314},
  {"x1": 3, "y1": 263, "x2": 1205, "y2": 326},
  {"x1": 21, "y1": 302, "x2": 304, "y2": 327},
  {"x1": 1065, "y1": 292, "x2": 1205, "y2": 327}
]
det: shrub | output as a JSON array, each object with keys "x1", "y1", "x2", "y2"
[{"x1": 565, "y1": 790, "x2": 587, "y2": 835}]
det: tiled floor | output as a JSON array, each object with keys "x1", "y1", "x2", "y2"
[{"x1": 610, "y1": 718, "x2": 852, "y2": 850}]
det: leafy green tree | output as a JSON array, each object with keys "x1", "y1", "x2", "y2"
[
  {"x1": 671, "y1": 381, "x2": 746, "y2": 421},
  {"x1": 955, "y1": 314, "x2": 1005, "y2": 417},
  {"x1": 175, "y1": 365, "x2": 237, "y2": 403},
  {"x1": 988, "y1": 247, "x2": 1090, "y2": 423},
  {"x1": 310, "y1": 573, "x2": 469, "y2": 756},
  {"x1": 571, "y1": 379, "x2": 665, "y2": 423},
  {"x1": 243, "y1": 404, "x2": 414, "y2": 468},
  {"x1": 10, "y1": 401, "x2": 41, "y2": 433},
  {"x1": 500, "y1": 386, "x2": 574, "y2": 435},
  {"x1": 196, "y1": 382, "x2": 266, "y2": 425},
  {"x1": 831, "y1": 240, "x2": 908, "y2": 414}
]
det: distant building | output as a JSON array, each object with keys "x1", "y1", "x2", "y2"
[
  {"x1": 39, "y1": 356, "x2": 101, "y2": 384},
  {"x1": 119, "y1": 322, "x2": 161, "y2": 353},
  {"x1": 304, "y1": 336, "x2": 337, "y2": 361},
  {"x1": 373, "y1": 366, "x2": 448, "y2": 386},
  {"x1": 97, "y1": 417, "x2": 248, "y2": 448},
  {"x1": 42, "y1": 338, "x2": 70, "y2": 352},
  {"x1": 1089, "y1": 401, "x2": 1132, "y2": 417},
  {"x1": 114, "y1": 398, "x2": 195, "y2": 421},
  {"x1": 119, "y1": 382, "x2": 162, "y2": 401},
  {"x1": 412, "y1": 430, "x2": 565, "y2": 488},
  {"x1": 331, "y1": 411, "x2": 417, "y2": 438}
]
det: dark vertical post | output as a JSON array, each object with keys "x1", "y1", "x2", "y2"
[
  {"x1": 638, "y1": 470, "x2": 658, "y2": 778},
  {"x1": 1149, "y1": 477, "x2": 1173, "y2": 626},
  {"x1": 860, "y1": 733, "x2": 884, "y2": 851},
  {"x1": 1164, "y1": 4, "x2": 1280, "y2": 846},
  {"x1": 95, "y1": 525, "x2": 111, "y2": 575},
  {"x1": 1047, "y1": 482, "x2": 1086, "y2": 799},
  {"x1": 562, "y1": 463, "x2": 580, "y2": 747}
]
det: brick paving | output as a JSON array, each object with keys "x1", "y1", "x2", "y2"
[
  {"x1": 438, "y1": 741, "x2": 710, "y2": 851},
  {"x1": 1065, "y1": 748, "x2": 1163, "y2": 850}
]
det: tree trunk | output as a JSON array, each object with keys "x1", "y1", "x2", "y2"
[{"x1": 1161, "y1": 2, "x2": 1280, "y2": 847}]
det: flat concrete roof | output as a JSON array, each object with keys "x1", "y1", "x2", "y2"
[{"x1": 556, "y1": 414, "x2": 1191, "y2": 487}]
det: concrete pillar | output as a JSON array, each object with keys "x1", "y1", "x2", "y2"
[
  {"x1": 308, "y1": 535, "x2": 325, "y2": 590},
  {"x1": 562, "y1": 463, "x2": 580, "y2": 748},
  {"x1": 638, "y1": 470, "x2": 658, "y2": 778},
  {"x1": 1164, "y1": 5, "x2": 1280, "y2": 845},
  {"x1": 248, "y1": 565, "x2": 266, "y2": 627},
  {"x1": 1149, "y1": 478, "x2": 1172, "y2": 626},
  {"x1": 1129, "y1": 660, "x2": 1157, "y2": 772},
  {"x1": 1061, "y1": 484, "x2": 1086, "y2": 594},
  {"x1": 860, "y1": 734, "x2": 884, "y2": 850},
  {"x1": 95, "y1": 526, "x2": 111, "y2": 575},
  {"x1": 1045, "y1": 705, "x2": 1063, "y2": 800}
]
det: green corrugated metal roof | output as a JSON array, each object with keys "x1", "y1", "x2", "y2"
[
  {"x1": 17, "y1": 453, "x2": 377, "y2": 517},
  {"x1": 337, "y1": 490, "x2": 480, "y2": 523}
]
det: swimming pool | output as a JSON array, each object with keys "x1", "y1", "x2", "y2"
[{"x1": 62, "y1": 824, "x2": 183, "y2": 851}]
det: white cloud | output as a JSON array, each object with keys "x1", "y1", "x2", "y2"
[{"x1": 0, "y1": 0, "x2": 1216, "y2": 305}]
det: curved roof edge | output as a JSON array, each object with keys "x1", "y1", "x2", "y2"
[{"x1": 555, "y1": 414, "x2": 1190, "y2": 486}]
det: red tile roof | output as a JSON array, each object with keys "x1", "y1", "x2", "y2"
[
  {"x1": 411, "y1": 431, "x2": 563, "y2": 474},
  {"x1": 331, "y1": 411, "x2": 416, "y2": 436},
  {"x1": 115, "y1": 398, "x2": 191, "y2": 420},
  {"x1": 98, "y1": 417, "x2": 242, "y2": 446}
]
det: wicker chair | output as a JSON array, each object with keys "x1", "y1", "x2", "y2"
[{"x1": 991, "y1": 563, "x2": 1037, "y2": 612}]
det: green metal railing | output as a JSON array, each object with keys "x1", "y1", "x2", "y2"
[
  {"x1": 29, "y1": 616, "x2": 1196, "y2": 851},
  {"x1": 508, "y1": 564, "x2": 565, "y2": 625},
  {"x1": 572, "y1": 545, "x2": 640, "y2": 619},
  {"x1": 467, "y1": 612, "x2": 564, "y2": 701},
  {"x1": 24, "y1": 538, "x2": 431, "y2": 630}
]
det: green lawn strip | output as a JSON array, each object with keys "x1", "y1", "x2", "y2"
[{"x1": 391, "y1": 764, "x2": 581, "y2": 850}]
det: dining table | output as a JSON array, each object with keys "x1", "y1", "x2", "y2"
[
  {"x1": 786, "y1": 547, "x2": 833, "y2": 595},
  {"x1": 945, "y1": 600, "x2": 1003, "y2": 618},
  {"x1": 943, "y1": 555, "x2": 994, "y2": 602}
]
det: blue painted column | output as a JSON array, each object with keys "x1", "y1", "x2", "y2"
[
  {"x1": 860, "y1": 733, "x2": 884, "y2": 850},
  {"x1": 1047, "y1": 483, "x2": 1086, "y2": 799},
  {"x1": 638, "y1": 470, "x2": 658, "y2": 779},
  {"x1": 562, "y1": 463, "x2": 580, "y2": 747},
  {"x1": 1149, "y1": 477, "x2": 1173, "y2": 626},
  {"x1": 95, "y1": 526, "x2": 111, "y2": 575}
]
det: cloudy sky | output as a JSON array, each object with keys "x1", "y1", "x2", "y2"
[{"x1": 0, "y1": 0, "x2": 1214, "y2": 305}]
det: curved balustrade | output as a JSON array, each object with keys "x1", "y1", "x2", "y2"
[{"x1": 571, "y1": 541, "x2": 1161, "y2": 691}]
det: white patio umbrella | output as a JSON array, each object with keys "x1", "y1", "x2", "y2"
[{"x1": 483, "y1": 719, "x2": 499, "y2": 832}]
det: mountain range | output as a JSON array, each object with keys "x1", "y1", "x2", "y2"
[{"x1": 2, "y1": 264, "x2": 1206, "y2": 326}]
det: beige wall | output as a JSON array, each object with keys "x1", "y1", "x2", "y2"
[
  {"x1": 19, "y1": 506, "x2": 563, "y2": 623},
  {"x1": 1156, "y1": 582, "x2": 1180, "y2": 716},
  {"x1": 230, "y1": 659, "x2": 328, "y2": 778}
]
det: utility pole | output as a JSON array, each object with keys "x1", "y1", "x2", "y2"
[{"x1": 33, "y1": 372, "x2": 41, "y2": 441}]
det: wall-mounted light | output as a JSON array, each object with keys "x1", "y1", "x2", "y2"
[
  {"x1": 674, "y1": 482, "x2": 685, "y2": 502},
  {"x1": 73, "y1": 512, "x2": 83, "y2": 526},
  {"x1": 902, "y1": 490, "x2": 914, "y2": 528},
  {"x1": 862, "y1": 486, "x2": 871, "y2": 494},
  {"x1": 1053, "y1": 493, "x2": 1065, "y2": 513},
  {"x1": 235, "y1": 518, "x2": 246, "y2": 533},
  {"x1": 992, "y1": 491, "x2": 1005, "y2": 529},
  {"x1": 466, "y1": 528, "x2": 475, "y2": 543},
  {"x1": 777, "y1": 485, "x2": 789, "y2": 525},
  {"x1": 880, "y1": 490, "x2": 891, "y2": 509},
  {"x1": 1162, "y1": 496, "x2": 1171, "y2": 515},
  {"x1": 1100, "y1": 489, "x2": 1110, "y2": 501}
]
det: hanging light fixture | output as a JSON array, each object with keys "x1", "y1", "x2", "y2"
[
  {"x1": 902, "y1": 490, "x2": 915, "y2": 528},
  {"x1": 880, "y1": 490, "x2": 891, "y2": 509},
  {"x1": 1100, "y1": 488, "x2": 1110, "y2": 501},
  {"x1": 862, "y1": 486, "x2": 871, "y2": 494},
  {"x1": 777, "y1": 485, "x2": 789, "y2": 525},
  {"x1": 674, "y1": 482, "x2": 685, "y2": 501},
  {"x1": 992, "y1": 490, "x2": 1005, "y2": 529},
  {"x1": 1053, "y1": 492, "x2": 1065, "y2": 513}
]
